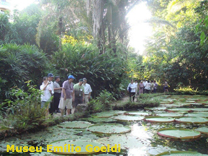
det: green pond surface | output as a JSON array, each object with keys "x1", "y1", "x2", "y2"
[{"x1": 0, "y1": 95, "x2": 208, "y2": 156}]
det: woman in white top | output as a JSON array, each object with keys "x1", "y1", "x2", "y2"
[
  {"x1": 40, "y1": 77, "x2": 52, "y2": 115},
  {"x1": 127, "y1": 80, "x2": 137, "y2": 102},
  {"x1": 145, "y1": 81, "x2": 151, "y2": 93}
]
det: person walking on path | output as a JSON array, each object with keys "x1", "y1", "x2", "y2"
[
  {"x1": 82, "y1": 78, "x2": 92, "y2": 105},
  {"x1": 53, "y1": 76, "x2": 62, "y2": 113},
  {"x1": 47, "y1": 73, "x2": 54, "y2": 114},
  {"x1": 127, "y1": 80, "x2": 137, "y2": 102},
  {"x1": 72, "y1": 79, "x2": 85, "y2": 114},
  {"x1": 58, "y1": 75, "x2": 75, "y2": 116},
  {"x1": 154, "y1": 81, "x2": 158, "y2": 93},
  {"x1": 139, "y1": 81, "x2": 144, "y2": 94},
  {"x1": 164, "y1": 80, "x2": 169, "y2": 93},
  {"x1": 40, "y1": 77, "x2": 52, "y2": 116}
]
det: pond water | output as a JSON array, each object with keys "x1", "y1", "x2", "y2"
[{"x1": 0, "y1": 95, "x2": 208, "y2": 156}]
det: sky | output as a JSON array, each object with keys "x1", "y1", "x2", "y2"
[
  {"x1": 9, "y1": 0, "x2": 152, "y2": 55},
  {"x1": 126, "y1": 2, "x2": 153, "y2": 55}
]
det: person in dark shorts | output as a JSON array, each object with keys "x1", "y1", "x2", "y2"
[
  {"x1": 54, "y1": 76, "x2": 62, "y2": 113},
  {"x1": 72, "y1": 79, "x2": 84, "y2": 114},
  {"x1": 164, "y1": 80, "x2": 169, "y2": 93}
]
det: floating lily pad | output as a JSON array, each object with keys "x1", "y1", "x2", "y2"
[
  {"x1": 84, "y1": 117, "x2": 116, "y2": 123},
  {"x1": 97, "y1": 135, "x2": 144, "y2": 149},
  {"x1": 195, "y1": 127, "x2": 208, "y2": 135},
  {"x1": 113, "y1": 115, "x2": 144, "y2": 121},
  {"x1": 185, "y1": 112, "x2": 208, "y2": 118},
  {"x1": 50, "y1": 139, "x2": 103, "y2": 155},
  {"x1": 145, "y1": 107, "x2": 167, "y2": 111},
  {"x1": 156, "y1": 151, "x2": 207, "y2": 156},
  {"x1": 88, "y1": 123, "x2": 131, "y2": 134},
  {"x1": 186, "y1": 100, "x2": 196, "y2": 103},
  {"x1": 58, "y1": 121, "x2": 93, "y2": 129},
  {"x1": 168, "y1": 108, "x2": 208, "y2": 112},
  {"x1": 126, "y1": 111, "x2": 150, "y2": 116},
  {"x1": 175, "y1": 117, "x2": 208, "y2": 124},
  {"x1": 155, "y1": 113, "x2": 183, "y2": 117},
  {"x1": 157, "y1": 128, "x2": 201, "y2": 140},
  {"x1": 93, "y1": 111, "x2": 125, "y2": 118},
  {"x1": 145, "y1": 117, "x2": 175, "y2": 123}
]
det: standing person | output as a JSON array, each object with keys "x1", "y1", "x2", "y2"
[
  {"x1": 150, "y1": 81, "x2": 154, "y2": 93},
  {"x1": 72, "y1": 79, "x2": 85, "y2": 114},
  {"x1": 127, "y1": 80, "x2": 136, "y2": 102},
  {"x1": 47, "y1": 73, "x2": 54, "y2": 114},
  {"x1": 40, "y1": 77, "x2": 52, "y2": 116},
  {"x1": 154, "y1": 81, "x2": 158, "y2": 93},
  {"x1": 145, "y1": 81, "x2": 151, "y2": 93},
  {"x1": 139, "y1": 81, "x2": 144, "y2": 94},
  {"x1": 134, "y1": 80, "x2": 138, "y2": 96},
  {"x1": 82, "y1": 78, "x2": 92, "y2": 105},
  {"x1": 164, "y1": 80, "x2": 169, "y2": 93},
  {"x1": 143, "y1": 80, "x2": 147, "y2": 93},
  {"x1": 53, "y1": 76, "x2": 62, "y2": 113},
  {"x1": 58, "y1": 75, "x2": 75, "y2": 116}
]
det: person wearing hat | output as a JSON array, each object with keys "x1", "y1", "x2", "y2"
[
  {"x1": 47, "y1": 73, "x2": 54, "y2": 114},
  {"x1": 82, "y1": 78, "x2": 92, "y2": 105},
  {"x1": 58, "y1": 75, "x2": 75, "y2": 116},
  {"x1": 53, "y1": 76, "x2": 62, "y2": 113},
  {"x1": 72, "y1": 79, "x2": 85, "y2": 114}
]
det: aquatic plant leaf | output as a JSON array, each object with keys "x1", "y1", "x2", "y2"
[
  {"x1": 126, "y1": 111, "x2": 150, "y2": 116},
  {"x1": 157, "y1": 128, "x2": 201, "y2": 140},
  {"x1": 83, "y1": 117, "x2": 117, "y2": 123},
  {"x1": 195, "y1": 127, "x2": 208, "y2": 135},
  {"x1": 88, "y1": 123, "x2": 131, "y2": 134},
  {"x1": 156, "y1": 151, "x2": 207, "y2": 156},
  {"x1": 145, "y1": 117, "x2": 175, "y2": 123},
  {"x1": 113, "y1": 115, "x2": 144, "y2": 121},
  {"x1": 175, "y1": 117, "x2": 208, "y2": 124},
  {"x1": 155, "y1": 113, "x2": 183, "y2": 117},
  {"x1": 58, "y1": 121, "x2": 93, "y2": 129},
  {"x1": 50, "y1": 139, "x2": 103, "y2": 154},
  {"x1": 97, "y1": 135, "x2": 144, "y2": 149}
]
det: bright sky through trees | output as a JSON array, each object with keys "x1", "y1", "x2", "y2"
[
  {"x1": 11, "y1": 0, "x2": 152, "y2": 55},
  {"x1": 127, "y1": 2, "x2": 152, "y2": 55}
]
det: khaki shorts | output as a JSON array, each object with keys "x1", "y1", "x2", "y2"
[{"x1": 58, "y1": 98, "x2": 72, "y2": 109}]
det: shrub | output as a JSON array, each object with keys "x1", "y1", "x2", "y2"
[
  {"x1": 1, "y1": 81, "x2": 47, "y2": 131},
  {"x1": 0, "y1": 44, "x2": 49, "y2": 100},
  {"x1": 87, "y1": 90, "x2": 115, "y2": 113}
]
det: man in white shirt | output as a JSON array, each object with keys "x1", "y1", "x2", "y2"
[
  {"x1": 143, "y1": 80, "x2": 147, "y2": 93},
  {"x1": 82, "y1": 78, "x2": 92, "y2": 105},
  {"x1": 127, "y1": 80, "x2": 137, "y2": 102},
  {"x1": 47, "y1": 73, "x2": 54, "y2": 114}
]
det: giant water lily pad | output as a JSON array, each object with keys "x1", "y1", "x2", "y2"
[
  {"x1": 88, "y1": 123, "x2": 131, "y2": 134},
  {"x1": 113, "y1": 115, "x2": 144, "y2": 121},
  {"x1": 58, "y1": 121, "x2": 93, "y2": 129},
  {"x1": 168, "y1": 108, "x2": 208, "y2": 112},
  {"x1": 155, "y1": 113, "x2": 183, "y2": 117},
  {"x1": 84, "y1": 117, "x2": 116, "y2": 123},
  {"x1": 93, "y1": 111, "x2": 125, "y2": 118},
  {"x1": 145, "y1": 107, "x2": 167, "y2": 111},
  {"x1": 175, "y1": 117, "x2": 208, "y2": 124},
  {"x1": 195, "y1": 127, "x2": 208, "y2": 135},
  {"x1": 50, "y1": 139, "x2": 103, "y2": 155},
  {"x1": 97, "y1": 135, "x2": 144, "y2": 149},
  {"x1": 126, "y1": 111, "x2": 150, "y2": 116},
  {"x1": 157, "y1": 128, "x2": 201, "y2": 140},
  {"x1": 185, "y1": 112, "x2": 208, "y2": 118},
  {"x1": 145, "y1": 117, "x2": 175, "y2": 123},
  {"x1": 156, "y1": 151, "x2": 207, "y2": 156}
]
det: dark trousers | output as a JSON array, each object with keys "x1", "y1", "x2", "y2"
[
  {"x1": 54, "y1": 93, "x2": 61, "y2": 112},
  {"x1": 129, "y1": 92, "x2": 135, "y2": 102},
  {"x1": 49, "y1": 95, "x2": 54, "y2": 114}
]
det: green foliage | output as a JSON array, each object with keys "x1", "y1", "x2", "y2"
[
  {"x1": 87, "y1": 90, "x2": 115, "y2": 113},
  {"x1": 52, "y1": 43, "x2": 127, "y2": 98},
  {"x1": 0, "y1": 44, "x2": 49, "y2": 100},
  {"x1": 1, "y1": 82, "x2": 46, "y2": 130}
]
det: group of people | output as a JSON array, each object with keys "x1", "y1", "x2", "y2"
[
  {"x1": 40, "y1": 73, "x2": 92, "y2": 116},
  {"x1": 127, "y1": 79, "x2": 169, "y2": 102}
]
